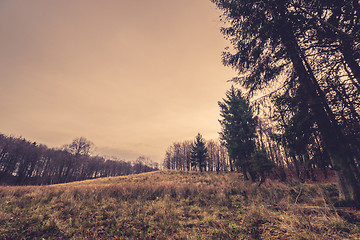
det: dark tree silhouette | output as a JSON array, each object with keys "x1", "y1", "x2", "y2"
[
  {"x1": 163, "y1": 139, "x2": 229, "y2": 172},
  {"x1": 0, "y1": 133, "x2": 158, "y2": 185},
  {"x1": 190, "y1": 133, "x2": 208, "y2": 172},
  {"x1": 218, "y1": 86, "x2": 258, "y2": 180},
  {"x1": 63, "y1": 137, "x2": 94, "y2": 156}
]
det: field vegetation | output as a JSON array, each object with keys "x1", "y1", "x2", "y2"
[{"x1": 0, "y1": 170, "x2": 359, "y2": 239}]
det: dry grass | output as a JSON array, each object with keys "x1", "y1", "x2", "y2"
[{"x1": 0, "y1": 170, "x2": 359, "y2": 239}]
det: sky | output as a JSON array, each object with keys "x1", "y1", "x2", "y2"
[{"x1": 0, "y1": 0, "x2": 235, "y2": 162}]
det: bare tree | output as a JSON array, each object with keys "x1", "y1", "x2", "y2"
[{"x1": 63, "y1": 137, "x2": 94, "y2": 156}]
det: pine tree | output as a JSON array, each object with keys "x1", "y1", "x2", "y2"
[
  {"x1": 251, "y1": 148, "x2": 274, "y2": 185},
  {"x1": 218, "y1": 86, "x2": 257, "y2": 180},
  {"x1": 190, "y1": 133, "x2": 208, "y2": 172}
]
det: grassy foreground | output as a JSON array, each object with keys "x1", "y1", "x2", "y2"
[{"x1": 0, "y1": 170, "x2": 359, "y2": 239}]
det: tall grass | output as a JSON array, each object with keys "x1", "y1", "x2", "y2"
[{"x1": 0, "y1": 170, "x2": 359, "y2": 239}]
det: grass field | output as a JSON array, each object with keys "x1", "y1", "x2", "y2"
[{"x1": 0, "y1": 170, "x2": 359, "y2": 239}]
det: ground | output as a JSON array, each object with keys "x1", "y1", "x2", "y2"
[{"x1": 0, "y1": 170, "x2": 359, "y2": 239}]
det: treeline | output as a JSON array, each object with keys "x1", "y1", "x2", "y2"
[
  {"x1": 163, "y1": 139, "x2": 229, "y2": 172},
  {"x1": 162, "y1": 115, "x2": 325, "y2": 183},
  {"x1": 0, "y1": 134, "x2": 158, "y2": 185}
]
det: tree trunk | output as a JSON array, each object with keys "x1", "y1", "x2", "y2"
[
  {"x1": 229, "y1": 158, "x2": 234, "y2": 172},
  {"x1": 340, "y1": 39, "x2": 360, "y2": 91}
]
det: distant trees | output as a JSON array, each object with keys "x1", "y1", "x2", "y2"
[
  {"x1": 133, "y1": 156, "x2": 159, "y2": 174},
  {"x1": 163, "y1": 141, "x2": 192, "y2": 171},
  {"x1": 163, "y1": 138, "x2": 229, "y2": 172},
  {"x1": 0, "y1": 134, "x2": 158, "y2": 185},
  {"x1": 63, "y1": 137, "x2": 94, "y2": 156}
]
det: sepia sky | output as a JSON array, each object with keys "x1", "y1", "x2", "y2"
[{"x1": 0, "y1": 0, "x2": 235, "y2": 162}]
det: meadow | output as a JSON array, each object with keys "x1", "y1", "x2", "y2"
[{"x1": 0, "y1": 170, "x2": 359, "y2": 239}]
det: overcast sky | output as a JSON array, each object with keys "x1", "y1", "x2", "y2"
[{"x1": 0, "y1": 0, "x2": 235, "y2": 162}]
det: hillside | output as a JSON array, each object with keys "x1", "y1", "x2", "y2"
[{"x1": 0, "y1": 170, "x2": 359, "y2": 239}]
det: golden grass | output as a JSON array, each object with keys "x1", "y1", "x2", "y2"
[{"x1": 0, "y1": 170, "x2": 359, "y2": 239}]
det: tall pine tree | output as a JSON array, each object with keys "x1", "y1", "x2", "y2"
[
  {"x1": 190, "y1": 133, "x2": 208, "y2": 172},
  {"x1": 218, "y1": 86, "x2": 257, "y2": 180}
]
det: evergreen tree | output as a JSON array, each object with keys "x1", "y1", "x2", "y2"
[
  {"x1": 218, "y1": 86, "x2": 257, "y2": 180},
  {"x1": 251, "y1": 148, "x2": 274, "y2": 185},
  {"x1": 190, "y1": 133, "x2": 208, "y2": 172}
]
